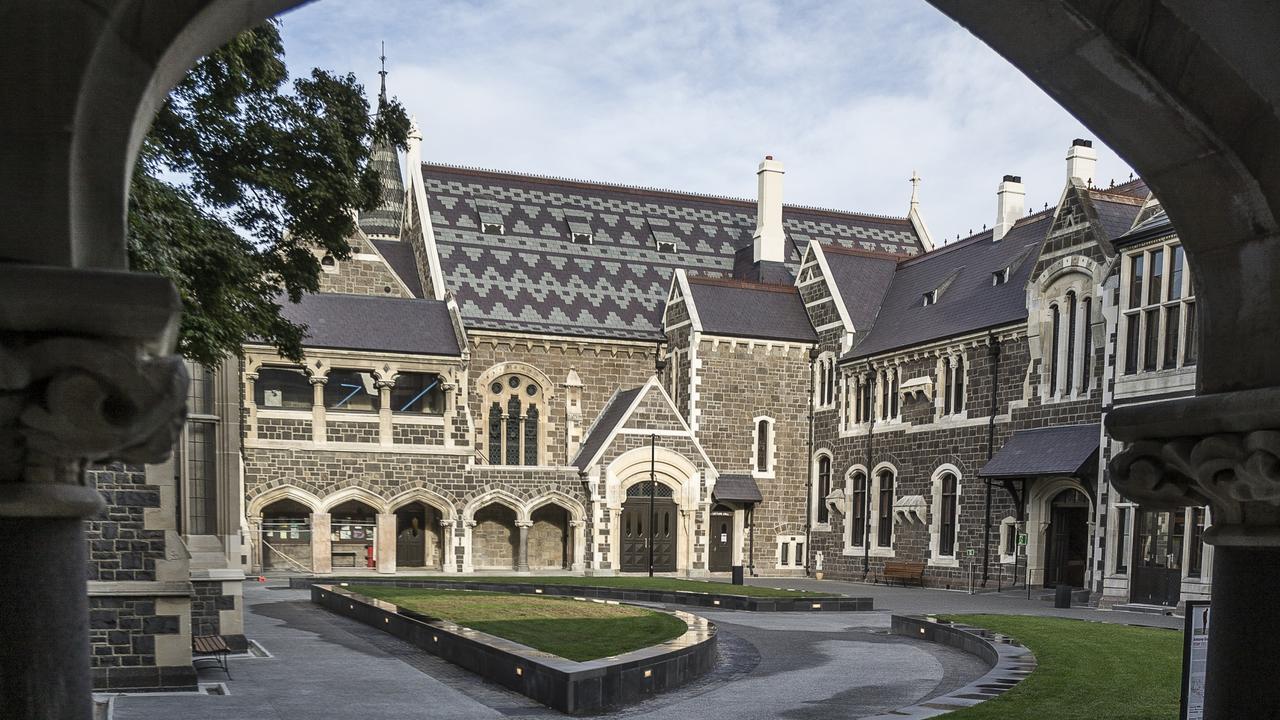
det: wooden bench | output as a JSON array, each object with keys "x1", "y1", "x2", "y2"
[
  {"x1": 192, "y1": 635, "x2": 231, "y2": 679},
  {"x1": 881, "y1": 561, "x2": 927, "y2": 587}
]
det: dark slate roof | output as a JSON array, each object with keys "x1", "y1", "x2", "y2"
[
  {"x1": 572, "y1": 387, "x2": 644, "y2": 470},
  {"x1": 1114, "y1": 209, "x2": 1173, "y2": 248},
  {"x1": 1104, "y1": 177, "x2": 1149, "y2": 199},
  {"x1": 685, "y1": 277, "x2": 818, "y2": 343},
  {"x1": 421, "y1": 163, "x2": 923, "y2": 340},
  {"x1": 277, "y1": 293, "x2": 459, "y2": 356},
  {"x1": 820, "y1": 247, "x2": 901, "y2": 333},
  {"x1": 1089, "y1": 191, "x2": 1145, "y2": 241},
  {"x1": 847, "y1": 211, "x2": 1053, "y2": 359},
  {"x1": 713, "y1": 474, "x2": 764, "y2": 503},
  {"x1": 980, "y1": 424, "x2": 1102, "y2": 478},
  {"x1": 371, "y1": 239, "x2": 425, "y2": 298}
]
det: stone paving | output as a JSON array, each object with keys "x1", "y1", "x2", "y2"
[{"x1": 111, "y1": 581, "x2": 990, "y2": 720}]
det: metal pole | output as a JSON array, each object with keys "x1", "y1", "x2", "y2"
[
  {"x1": 983, "y1": 335, "x2": 1000, "y2": 586},
  {"x1": 648, "y1": 433, "x2": 656, "y2": 577},
  {"x1": 748, "y1": 503, "x2": 756, "y2": 577},
  {"x1": 805, "y1": 347, "x2": 819, "y2": 575}
]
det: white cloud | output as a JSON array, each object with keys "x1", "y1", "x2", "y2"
[{"x1": 278, "y1": 0, "x2": 1136, "y2": 244}]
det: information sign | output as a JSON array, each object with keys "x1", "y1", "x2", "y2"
[{"x1": 1182, "y1": 600, "x2": 1210, "y2": 720}]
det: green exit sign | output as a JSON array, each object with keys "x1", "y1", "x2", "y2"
[
  {"x1": 965, "y1": 548, "x2": 976, "y2": 557},
  {"x1": 1017, "y1": 533, "x2": 1029, "y2": 546}
]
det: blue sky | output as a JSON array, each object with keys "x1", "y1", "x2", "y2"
[{"x1": 278, "y1": 0, "x2": 1135, "y2": 244}]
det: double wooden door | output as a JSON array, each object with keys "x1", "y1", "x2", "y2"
[
  {"x1": 1132, "y1": 509, "x2": 1184, "y2": 606},
  {"x1": 620, "y1": 498, "x2": 677, "y2": 572}
]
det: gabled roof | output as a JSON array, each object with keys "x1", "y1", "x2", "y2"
[
  {"x1": 1088, "y1": 190, "x2": 1146, "y2": 241},
  {"x1": 571, "y1": 378, "x2": 715, "y2": 472},
  {"x1": 370, "y1": 239, "x2": 424, "y2": 298},
  {"x1": 1114, "y1": 209, "x2": 1174, "y2": 248},
  {"x1": 276, "y1": 293, "x2": 460, "y2": 356},
  {"x1": 847, "y1": 211, "x2": 1053, "y2": 359},
  {"x1": 684, "y1": 277, "x2": 818, "y2": 343},
  {"x1": 820, "y1": 246, "x2": 904, "y2": 333},
  {"x1": 420, "y1": 162, "x2": 923, "y2": 340}
]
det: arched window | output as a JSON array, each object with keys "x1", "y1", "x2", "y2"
[
  {"x1": 484, "y1": 373, "x2": 543, "y2": 466},
  {"x1": 1081, "y1": 297, "x2": 1093, "y2": 388},
  {"x1": 815, "y1": 354, "x2": 836, "y2": 408},
  {"x1": 254, "y1": 367, "x2": 311, "y2": 409},
  {"x1": 1048, "y1": 304, "x2": 1061, "y2": 395},
  {"x1": 1065, "y1": 291, "x2": 1077, "y2": 394},
  {"x1": 939, "y1": 472, "x2": 959, "y2": 557},
  {"x1": 754, "y1": 418, "x2": 773, "y2": 474},
  {"x1": 390, "y1": 372, "x2": 445, "y2": 415},
  {"x1": 877, "y1": 469, "x2": 895, "y2": 548},
  {"x1": 850, "y1": 471, "x2": 867, "y2": 547},
  {"x1": 324, "y1": 368, "x2": 378, "y2": 412},
  {"x1": 815, "y1": 455, "x2": 832, "y2": 524}
]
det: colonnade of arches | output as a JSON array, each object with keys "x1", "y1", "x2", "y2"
[{"x1": 248, "y1": 486, "x2": 585, "y2": 574}]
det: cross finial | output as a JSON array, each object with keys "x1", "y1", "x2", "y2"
[
  {"x1": 378, "y1": 41, "x2": 388, "y2": 102},
  {"x1": 909, "y1": 170, "x2": 921, "y2": 207}
]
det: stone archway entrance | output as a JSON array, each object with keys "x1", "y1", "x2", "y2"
[
  {"x1": 472, "y1": 503, "x2": 519, "y2": 571},
  {"x1": 1044, "y1": 488, "x2": 1090, "y2": 588},
  {"x1": 620, "y1": 481, "x2": 677, "y2": 573}
]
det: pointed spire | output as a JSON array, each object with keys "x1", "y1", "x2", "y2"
[
  {"x1": 358, "y1": 42, "x2": 405, "y2": 240},
  {"x1": 378, "y1": 41, "x2": 389, "y2": 106},
  {"x1": 906, "y1": 169, "x2": 934, "y2": 252}
]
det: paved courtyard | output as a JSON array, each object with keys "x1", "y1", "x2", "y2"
[{"x1": 111, "y1": 581, "x2": 992, "y2": 720}]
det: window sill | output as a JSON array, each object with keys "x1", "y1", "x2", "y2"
[
  {"x1": 811, "y1": 522, "x2": 832, "y2": 532},
  {"x1": 928, "y1": 556, "x2": 960, "y2": 568},
  {"x1": 868, "y1": 546, "x2": 896, "y2": 558},
  {"x1": 752, "y1": 471, "x2": 776, "y2": 480}
]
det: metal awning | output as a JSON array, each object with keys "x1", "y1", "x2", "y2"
[
  {"x1": 980, "y1": 423, "x2": 1102, "y2": 478},
  {"x1": 713, "y1": 474, "x2": 763, "y2": 504}
]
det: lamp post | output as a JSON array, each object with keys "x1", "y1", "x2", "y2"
[{"x1": 648, "y1": 433, "x2": 656, "y2": 577}]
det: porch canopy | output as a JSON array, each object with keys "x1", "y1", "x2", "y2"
[
  {"x1": 713, "y1": 474, "x2": 763, "y2": 504},
  {"x1": 980, "y1": 424, "x2": 1101, "y2": 478}
]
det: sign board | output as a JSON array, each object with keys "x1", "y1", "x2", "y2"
[
  {"x1": 1181, "y1": 600, "x2": 1210, "y2": 720},
  {"x1": 965, "y1": 548, "x2": 976, "y2": 557},
  {"x1": 1016, "y1": 533, "x2": 1028, "y2": 546}
]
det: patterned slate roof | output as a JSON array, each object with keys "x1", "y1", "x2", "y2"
[
  {"x1": 848, "y1": 211, "x2": 1053, "y2": 359},
  {"x1": 371, "y1": 239, "x2": 424, "y2": 298},
  {"x1": 278, "y1": 292, "x2": 459, "y2": 356},
  {"x1": 357, "y1": 90, "x2": 406, "y2": 239},
  {"x1": 819, "y1": 247, "x2": 902, "y2": 333},
  {"x1": 980, "y1": 423, "x2": 1101, "y2": 478},
  {"x1": 685, "y1": 277, "x2": 818, "y2": 343},
  {"x1": 421, "y1": 163, "x2": 923, "y2": 340}
]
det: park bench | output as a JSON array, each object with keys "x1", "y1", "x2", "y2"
[
  {"x1": 192, "y1": 634, "x2": 231, "y2": 679},
  {"x1": 881, "y1": 561, "x2": 926, "y2": 587}
]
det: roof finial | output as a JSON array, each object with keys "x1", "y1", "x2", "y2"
[
  {"x1": 378, "y1": 41, "x2": 388, "y2": 103},
  {"x1": 909, "y1": 170, "x2": 921, "y2": 207}
]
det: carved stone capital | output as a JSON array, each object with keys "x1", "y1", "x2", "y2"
[
  {"x1": 0, "y1": 266, "x2": 188, "y2": 518},
  {"x1": 1108, "y1": 388, "x2": 1280, "y2": 547}
]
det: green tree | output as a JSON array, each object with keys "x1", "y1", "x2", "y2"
[{"x1": 129, "y1": 22, "x2": 410, "y2": 366}]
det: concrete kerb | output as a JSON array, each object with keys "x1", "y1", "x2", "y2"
[
  {"x1": 291, "y1": 576, "x2": 873, "y2": 611},
  {"x1": 864, "y1": 615, "x2": 1037, "y2": 719},
  {"x1": 312, "y1": 583, "x2": 718, "y2": 715}
]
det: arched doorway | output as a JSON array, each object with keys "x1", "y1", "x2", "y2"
[
  {"x1": 709, "y1": 504, "x2": 735, "y2": 572},
  {"x1": 260, "y1": 498, "x2": 313, "y2": 571},
  {"x1": 528, "y1": 504, "x2": 570, "y2": 570},
  {"x1": 329, "y1": 500, "x2": 377, "y2": 569},
  {"x1": 394, "y1": 501, "x2": 443, "y2": 570},
  {"x1": 621, "y1": 481, "x2": 677, "y2": 573},
  {"x1": 472, "y1": 503, "x2": 519, "y2": 570},
  {"x1": 1044, "y1": 488, "x2": 1090, "y2": 588}
]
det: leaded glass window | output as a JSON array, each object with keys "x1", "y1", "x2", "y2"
[{"x1": 483, "y1": 372, "x2": 544, "y2": 466}]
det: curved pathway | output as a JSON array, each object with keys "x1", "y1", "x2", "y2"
[{"x1": 112, "y1": 583, "x2": 987, "y2": 720}]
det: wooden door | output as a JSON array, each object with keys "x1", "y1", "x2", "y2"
[
  {"x1": 709, "y1": 507, "x2": 734, "y2": 572},
  {"x1": 620, "y1": 499, "x2": 677, "y2": 573}
]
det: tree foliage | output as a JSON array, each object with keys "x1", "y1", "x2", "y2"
[{"x1": 129, "y1": 22, "x2": 410, "y2": 366}]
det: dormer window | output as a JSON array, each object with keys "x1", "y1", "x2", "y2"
[
  {"x1": 564, "y1": 212, "x2": 594, "y2": 244},
  {"x1": 474, "y1": 196, "x2": 505, "y2": 235},
  {"x1": 924, "y1": 269, "x2": 960, "y2": 307},
  {"x1": 923, "y1": 290, "x2": 938, "y2": 307},
  {"x1": 481, "y1": 221, "x2": 505, "y2": 235},
  {"x1": 992, "y1": 267, "x2": 1010, "y2": 285},
  {"x1": 647, "y1": 216, "x2": 680, "y2": 253}
]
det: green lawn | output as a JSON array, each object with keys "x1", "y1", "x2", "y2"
[
  {"x1": 941, "y1": 615, "x2": 1181, "y2": 720},
  {"x1": 387, "y1": 574, "x2": 826, "y2": 598},
  {"x1": 348, "y1": 585, "x2": 688, "y2": 661}
]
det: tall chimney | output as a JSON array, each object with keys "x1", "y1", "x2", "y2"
[
  {"x1": 1066, "y1": 138, "x2": 1097, "y2": 185},
  {"x1": 753, "y1": 155, "x2": 786, "y2": 263},
  {"x1": 993, "y1": 174, "x2": 1024, "y2": 242}
]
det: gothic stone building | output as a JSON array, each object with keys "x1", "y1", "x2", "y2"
[{"x1": 244, "y1": 128, "x2": 928, "y2": 578}]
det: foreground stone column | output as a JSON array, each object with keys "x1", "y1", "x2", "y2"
[
  {"x1": 376, "y1": 512, "x2": 396, "y2": 574},
  {"x1": 516, "y1": 520, "x2": 532, "y2": 573},
  {"x1": 1109, "y1": 389, "x2": 1280, "y2": 720},
  {"x1": 311, "y1": 512, "x2": 332, "y2": 574}
]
